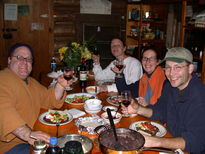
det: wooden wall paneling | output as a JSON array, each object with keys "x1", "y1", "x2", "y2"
[
  {"x1": 0, "y1": 0, "x2": 32, "y2": 70},
  {"x1": 31, "y1": 0, "x2": 52, "y2": 79},
  {"x1": 0, "y1": 1, "x2": 6, "y2": 70},
  {"x1": 180, "y1": 0, "x2": 186, "y2": 47},
  {"x1": 53, "y1": 0, "x2": 80, "y2": 52},
  {"x1": 111, "y1": 0, "x2": 127, "y2": 39}
]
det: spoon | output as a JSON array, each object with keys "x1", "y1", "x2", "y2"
[
  {"x1": 106, "y1": 108, "x2": 127, "y2": 151},
  {"x1": 56, "y1": 122, "x2": 60, "y2": 137}
]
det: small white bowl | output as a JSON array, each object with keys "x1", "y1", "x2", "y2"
[
  {"x1": 86, "y1": 86, "x2": 99, "y2": 94},
  {"x1": 84, "y1": 104, "x2": 102, "y2": 114},
  {"x1": 85, "y1": 99, "x2": 102, "y2": 110},
  {"x1": 101, "y1": 111, "x2": 122, "y2": 124}
]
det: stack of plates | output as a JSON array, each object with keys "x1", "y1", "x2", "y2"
[{"x1": 84, "y1": 104, "x2": 102, "y2": 114}]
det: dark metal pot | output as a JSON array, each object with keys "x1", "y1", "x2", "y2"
[{"x1": 96, "y1": 127, "x2": 145, "y2": 154}]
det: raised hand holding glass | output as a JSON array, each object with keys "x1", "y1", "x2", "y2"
[{"x1": 114, "y1": 59, "x2": 124, "y2": 78}]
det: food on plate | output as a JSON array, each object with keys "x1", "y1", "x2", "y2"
[
  {"x1": 44, "y1": 110, "x2": 68, "y2": 124},
  {"x1": 103, "y1": 114, "x2": 119, "y2": 119},
  {"x1": 101, "y1": 112, "x2": 122, "y2": 124},
  {"x1": 87, "y1": 87, "x2": 95, "y2": 91},
  {"x1": 66, "y1": 95, "x2": 95, "y2": 104},
  {"x1": 107, "y1": 96, "x2": 120, "y2": 106},
  {"x1": 86, "y1": 86, "x2": 99, "y2": 94},
  {"x1": 103, "y1": 106, "x2": 117, "y2": 112},
  {"x1": 135, "y1": 121, "x2": 159, "y2": 136}
]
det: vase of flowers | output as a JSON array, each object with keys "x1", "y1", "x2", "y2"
[{"x1": 58, "y1": 41, "x2": 92, "y2": 70}]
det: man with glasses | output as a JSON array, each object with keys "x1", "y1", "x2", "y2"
[
  {"x1": 0, "y1": 43, "x2": 73, "y2": 154},
  {"x1": 124, "y1": 47, "x2": 205, "y2": 154},
  {"x1": 138, "y1": 47, "x2": 166, "y2": 106}
]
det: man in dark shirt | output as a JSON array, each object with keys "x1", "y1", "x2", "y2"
[{"x1": 125, "y1": 47, "x2": 205, "y2": 154}]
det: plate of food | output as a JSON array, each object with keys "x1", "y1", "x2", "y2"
[
  {"x1": 129, "y1": 121, "x2": 167, "y2": 137},
  {"x1": 102, "y1": 106, "x2": 118, "y2": 112},
  {"x1": 65, "y1": 93, "x2": 96, "y2": 105},
  {"x1": 97, "y1": 79, "x2": 115, "y2": 86},
  {"x1": 39, "y1": 109, "x2": 73, "y2": 126},
  {"x1": 106, "y1": 96, "x2": 120, "y2": 106},
  {"x1": 86, "y1": 86, "x2": 99, "y2": 95}
]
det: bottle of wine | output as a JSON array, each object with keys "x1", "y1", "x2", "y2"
[
  {"x1": 50, "y1": 57, "x2": 57, "y2": 72},
  {"x1": 79, "y1": 59, "x2": 87, "y2": 88},
  {"x1": 46, "y1": 137, "x2": 61, "y2": 154}
]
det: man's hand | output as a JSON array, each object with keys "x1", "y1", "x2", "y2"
[
  {"x1": 12, "y1": 125, "x2": 50, "y2": 145},
  {"x1": 143, "y1": 135, "x2": 186, "y2": 151},
  {"x1": 137, "y1": 97, "x2": 149, "y2": 107},
  {"x1": 54, "y1": 72, "x2": 73, "y2": 100},
  {"x1": 56, "y1": 72, "x2": 73, "y2": 89},
  {"x1": 121, "y1": 98, "x2": 153, "y2": 118},
  {"x1": 28, "y1": 131, "x2": 50, "y2": 145},
  {"x1": 121, "y1": 98, "x2": 139, "y2": 115}
]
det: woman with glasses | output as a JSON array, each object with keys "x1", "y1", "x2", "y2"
[{"x1": 138, "y1": 47, "x2": 166, "y2": 106}]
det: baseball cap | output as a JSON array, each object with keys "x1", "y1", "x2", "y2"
[{"x1": 162, "y1": 47, "x2": 193, "y2": 63}]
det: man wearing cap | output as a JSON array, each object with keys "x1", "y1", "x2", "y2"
[
  {"x1": 124, "y1": 47, "x2": 205, "y2": 154},
  {"x1": 0, "y1": 43, "x2": 73, "y2": 154}
]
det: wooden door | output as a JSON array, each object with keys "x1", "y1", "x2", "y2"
[{"x1": 0, "y1": 0, "x2": 53, "y2": 79}]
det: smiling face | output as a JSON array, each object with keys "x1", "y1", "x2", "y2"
[
  {"x1": 165, "y1": 61, "x2": 194, "y2": 90},
  {"x1": 142, "y1": 49, "x2": 159, "y2": 74},
  {"x1": 8, "y1": 46, "x2": 33, "y2": 80},
  {"x1": 110, "y1": 38, "x2": 126, "y2": 59}
]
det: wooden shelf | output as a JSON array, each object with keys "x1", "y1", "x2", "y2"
[
  {"x1": 180, "y1": 0, "x2": 205, "y2": 84},
  {"x1": 125, "y1": 3, "x2": 168, "y2": 59},
  {"x1": 184, "y1": 25, "x2": 205, "y2": 31}
]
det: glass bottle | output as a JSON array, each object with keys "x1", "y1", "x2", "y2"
[
  {"x1": 63, "y1": 141, "x2": 84, "y2": 154},
  {"x1": 33, "y1": 140, "x2": 46, "y2": 154},
  {"x1": 46, "y1": 137, "x2": 61, "y2": 154},
  {"x1": 79, "y1": 59, "x2": 87, "y2": 89},
  {"x1": 50, "y1": 57, "x2": 57, "y2": 72}
]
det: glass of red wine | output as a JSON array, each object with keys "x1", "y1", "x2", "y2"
[
  {"x1": 121, "y1": 90, "x2": 132, "y2": 117},
  {"x1": 63, "y1": 66, "x2": 74, "y2": 91},
  {"x1": 114, "y1": 59, "x2": 124, "y2": 78}
]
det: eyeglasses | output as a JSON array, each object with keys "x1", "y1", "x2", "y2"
[
  {"x1": 142, "y1": 57, "x2": 157, "y2": 62},
  {"x1": 164, "y1": 65, "x2": 189, "y2": 72},
  {"x1": 12, "y1": 55, "x2": 33, "y2": 63}
]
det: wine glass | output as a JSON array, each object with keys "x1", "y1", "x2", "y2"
[
  {"x1": 63, "y1": 66, "x2": 74, "y2": 91},
  {"x1": 121, "y1": 90, "x2": 132, "y2": 117},
  {"x1": 114, "y1": 59, "x2": 124, "y2": 78}
]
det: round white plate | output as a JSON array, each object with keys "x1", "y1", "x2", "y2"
[
  {"x1": 65, "y1": 86, "x2": 73, "y2": 91},
  {"x1": 129, "y1": 121, "x2": 167, "y2": 137},
  {"x1": 102, "y1": 106, "x2": 118, "y2": 112},
  {"x1": 65, "y1": 93, "x2": 97, "y2": 105},
  {"x1": 106, "y1": 96, "x2": 120, "y2": 106},
  {"x1": 38, "y1": 111, "x2": 73, "y2": 126},
  {"x1": 97, "y1": 79, "x2": 115, "y2": 85},
  {"x1": 47, "y1": 71, "x2": 63, "y2": 78}
]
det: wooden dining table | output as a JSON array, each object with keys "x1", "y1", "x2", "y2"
[{"x1": 33, "y1": 73, "x2": 186, "y2": 154}]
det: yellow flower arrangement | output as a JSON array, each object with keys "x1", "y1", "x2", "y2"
[{"x1": 58, "y1": 41, "x2": 92, "y2": 69}]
